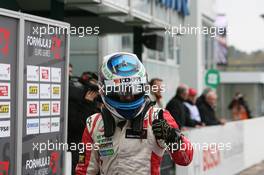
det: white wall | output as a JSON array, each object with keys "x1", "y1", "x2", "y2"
[
  {"x1": 100, "y1": 34, "x2": 123, "y2": 57},
  {"x1": 180, "y1": 0, "x2": 203, "y2": 94},
  {"x1": 200, "y1": 0, "x2": 217, "y2": 17},
  {"x1": 180, "y1": 0, "x2": 216, "y2": 94}
]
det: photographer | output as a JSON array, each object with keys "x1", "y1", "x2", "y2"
[{"x1": 68, "y1": 71, "x2": 101, "y2": 174}]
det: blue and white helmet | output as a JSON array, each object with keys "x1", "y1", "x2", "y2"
[{"x1": 99, "y1": 52, "x2": 148, "y2": 120}]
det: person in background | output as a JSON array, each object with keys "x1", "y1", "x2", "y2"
[
  {"x1": 149, "y1": 78, "x2": 164, "y2": 108},
  {"x1": 197, "y1": 88, "x2": 225, "y2": 126},
  {"x1": 79, "y1": 72, "x2": 104, "y2": 109},
  {"x1": 68, "y1": 71, "x2": 101, "y2": 174},
  {"x1": 166, "y1": 84, "x2": 189, "y2": 130},
  {"x1": 228, "y1": 92, "x2": 252, "y2": 120},
  {"x1": 184, "y1": 88, "x2": 205, "y2": 128},
  {"x1": 69, "y1": 63, "x2": 73, "y2": 77}
]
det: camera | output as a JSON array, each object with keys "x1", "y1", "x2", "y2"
[{"x1": 69, "y1": 72, "x2": 99, "y2": 102}]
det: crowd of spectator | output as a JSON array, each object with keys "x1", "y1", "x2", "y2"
[
  {"x1": 149, "y1": 79, "x2": 251, "y2": 130},
  {"x1": 163, "y1": 83, "x2": 224, "y2": 130}
]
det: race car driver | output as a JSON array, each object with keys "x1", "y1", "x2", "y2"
[{"x1": 75, "y1": 52, "x2": 193, "y2": 175}]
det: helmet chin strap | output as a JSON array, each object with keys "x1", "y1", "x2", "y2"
[
  {"x1": 131, "y1": 97, "x2": 154, "y2": 133},
  {"x1": 101, "y1": 107, "x2": 116, "y2": 137},
  {"x1": 101, "y1": 96, "x2": 155, "y2": 137}
]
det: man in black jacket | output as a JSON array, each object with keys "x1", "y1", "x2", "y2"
[
  {"x1": 197, "y1": 89, "x2": 225, "y2": 126},
  {"x1": 68, "y1": 72, "x2": 101, "y2": 174},
  {"x1": 166, "y1": 84, "x2": 199, "y2": 129}
]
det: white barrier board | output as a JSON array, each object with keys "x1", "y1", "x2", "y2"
[{"x1": 176, "y1": 118, "x2": 264, "y2": 175}]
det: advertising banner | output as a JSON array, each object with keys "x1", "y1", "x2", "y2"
[
  {"x1": 0, "y1": 8, "x2": 69, "y2": 175},
  {"x1": 22, "y1": 20, "x2": 67, "y2": 175},
  {"x1": 0, "y1": 14, "x2": 18, "y2": 175}
]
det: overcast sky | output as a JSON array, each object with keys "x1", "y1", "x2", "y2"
[{"x1": 216, "y1": 0, "x2": 264, "y2": 53}]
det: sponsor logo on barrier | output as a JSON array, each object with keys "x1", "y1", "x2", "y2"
[
  {"x1": 0, "y1": 64, "x2": 10, "y2": 81},
  {"x1": 51, "y1": 36, "x2": 62, "y2": 60},
  {"x1": 29, "y1": 86, "x2": 38, "y2": 94},
  {"x1": 203, "y1": 147, "x2": 221, "y2": 171},
  {"x1": 0, "y1": 102, "x2": 10, "y2": 119},
  {"x1": 0, "y1": 28, "x2": 10, "y2": 58},
  {"x1": 40, "y1": 67, "x2": 50, "y2": 82},
  {"x1": 51, "y1": 85, "x2": 61, "y2": 99},
  {"x1": 42, "y1": 70, "x2": 49, "y2": 80},
  {"x1": 40, "y1": 118, "x2": 50, "y2": 133},
  {"x1": 0, "y1": 105, "x2": 9, "y2": 113},
  {"x1": 52, "y1": 87, "x2": 60, "y2": 94},
  {"x1": 39, "y1": 84, "x2": 51, "y2": 99},
  {"x1": 27, "y1": 83, "x2": 39, "y2": 99},
  {"x1": 25, "y1": 151, "x2": 59, "y2": 174},
  {"x1": 26, "y1": 119, "x2": 39, "y2": 135},
  {"x1": 26, "y1": 32, "x2": 63, "y2": 59},
  {"x1": 29, "y1": 104, "x2": 38, "y2": 114},
  {"x1": 51, "y1": 68, "x2": 61, "y2": 83},
  {"x1": 42, "y1": 104, "x2": 49, "y2": 111},
  {"x1": 0, "y1": 83, "x2": 10, "y2": 99},
  {"x1": 0, "y1": 120, "x2": 10, "y2": 138},
  {"x1": 51, "y1": 101, "x2": 60, "y2": 116},
  {"x1": 40, "y1": 101, "x2": 50, "y2": 116},
  {"x1": 51, "y1": 117, "x2": 60, "y2": 132},
  {"x1": 0, "y1": 126, "x2": 9, "y2": 132},
  {"x1": 25, "y1": 156, "x2": 51, "y2": 170},
  {"x1": 27, "y1": 101, "x2": 39, "y2": 117},
  {"x1": 0, "y1": 161, "x2": 9, "y2": 175},
  {"x1": 26, "y1": 35, "x2": 52, "y2": 49},
  {"x1": 27, "y1": 65, "x2": 39, "y2": 81}
]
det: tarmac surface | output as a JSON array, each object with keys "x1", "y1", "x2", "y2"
[{"x1": 239, "y1": 161, "x2": 264, "y2": 175}]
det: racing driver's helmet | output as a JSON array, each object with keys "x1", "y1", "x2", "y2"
[{"x1": 99, "y1": 52, "x2": 148, "y2": 120}]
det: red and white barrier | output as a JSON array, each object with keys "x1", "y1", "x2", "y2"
[{"x1": 176, "y1": 117, "x2": 264, "y2": 175}]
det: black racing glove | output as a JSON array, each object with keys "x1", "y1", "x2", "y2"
[{"x1": 152, "y1": 110, "x2": 182, "y2": 145}]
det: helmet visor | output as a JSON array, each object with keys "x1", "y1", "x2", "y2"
[{"x1": 107, "y1": 54, "x2": 141, "y2": 77}]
